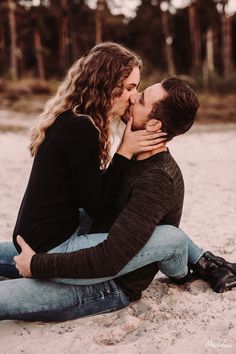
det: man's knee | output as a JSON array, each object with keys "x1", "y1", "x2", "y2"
[{"x1": 155, "y1": 225, "x2": 188, "y2": 251}]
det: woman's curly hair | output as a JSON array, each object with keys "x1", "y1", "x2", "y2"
[{"x1": 29, "y1": 42, "x2": 142, "y2": 168}]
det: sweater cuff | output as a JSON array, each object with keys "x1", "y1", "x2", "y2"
[{"x1": 31, "y1": 253, "x2": 47, "y2": 278}]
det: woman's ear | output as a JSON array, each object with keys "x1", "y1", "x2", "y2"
[{"x1": 145, "y1": 119, "x2": 162, "y2": 132}]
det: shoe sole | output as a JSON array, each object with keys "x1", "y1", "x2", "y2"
[{"x1": 214, "y1": 277, "x2": 236, "y2": 293}]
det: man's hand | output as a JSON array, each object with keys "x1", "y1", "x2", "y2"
[{"x1": 14, "y1": 236, "x2": 36, "y2": 278}]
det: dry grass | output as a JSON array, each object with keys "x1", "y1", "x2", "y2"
[
  {"x1": 0, "y1": 79, "x2": 235, "y2": 124},
  {"x1": 197, "y1": 93, "x2": 236, "y2": 124}
]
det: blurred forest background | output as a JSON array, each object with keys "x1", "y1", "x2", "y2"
[{"x1": 0, "y1": 0, "x2": 236, "y2": 123}]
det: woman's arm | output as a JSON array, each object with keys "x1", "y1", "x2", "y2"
[{"x1": 65, "y1": 117, "x2": 130, "y2": 218}]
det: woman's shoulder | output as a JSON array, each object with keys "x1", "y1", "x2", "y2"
[
  {"x1": 58, "y1": 111, "x2": 98, "y2": 133},
  {"x1": 56, "y1": 111, "x2": 99, "y2": 151}
]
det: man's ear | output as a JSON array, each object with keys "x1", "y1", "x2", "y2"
[{"x1": 145, "y1": 119, "x2": 162, "y2": 132}]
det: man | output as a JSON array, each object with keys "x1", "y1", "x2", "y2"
[{"x1": 2, "y1": 77, "x2": 236, "y2": 321}]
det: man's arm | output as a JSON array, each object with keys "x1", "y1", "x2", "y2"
[{"x1": 31, "y1": 170, "x2": 174, "y2": 279}]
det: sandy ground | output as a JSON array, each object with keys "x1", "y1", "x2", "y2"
[{"x1": 0, "y1": 113, "x2": 236, "y2": 354}]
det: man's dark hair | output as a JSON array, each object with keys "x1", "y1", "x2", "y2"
[{"x1": 148, "y1": 77, "x2": 199, "y2": 140}]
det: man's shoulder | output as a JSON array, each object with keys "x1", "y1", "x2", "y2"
[
  {"x1": 135, "y1": 164, "x2": 174, "y2": 189},
  {"x1": 140, "y1": 152, "x2": 176, "y2": 177},
  {"x1": 133, "y1": 152, "x2": 183, "y2": 191}
]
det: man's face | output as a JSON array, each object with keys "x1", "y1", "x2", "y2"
[{"x1": 122, "y1": 83, "x2": 167, "y2": 130}]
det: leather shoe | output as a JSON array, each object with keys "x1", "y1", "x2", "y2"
[{"x1": 191, "y1": 251, "x2": 236, "y2": 293}]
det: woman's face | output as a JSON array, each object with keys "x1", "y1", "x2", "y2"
[{"x1": 110, "y1": 66, "x2": 140, "y2": 118}]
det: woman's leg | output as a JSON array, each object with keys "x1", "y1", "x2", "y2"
[
  {"x1": 0, "y1": 242, "x2": 20, "y2": 279},
  {"x1": 0, "y1": 278, "x2": 130, "y2": 322},
  {"x1": 49, "y1": 225, "x2": 195, "y2": 285}
]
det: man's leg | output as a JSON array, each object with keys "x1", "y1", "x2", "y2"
[
  {"x1": 0, "y1": 278, "x2": 130, "y2": 321},
  {"x1": 186, "y1": 237, "x2": 205, "y2": 265},
  {"x1": 49, "y1": 225, "x2": 192, "y2": 285},
  {"x1": 171, "y1": 234, "x2": 236, "y2": 292},
  {"x1": 0, "y1": 242, "x2": 20, "y2": 279}
]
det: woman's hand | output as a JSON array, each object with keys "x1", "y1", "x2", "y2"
[
  {"x1": 14, "y1": 236, "x2": 36, "y2": 278},
  {"x1": 117, "y1": 117, "x2": 167, "y2": 159}
]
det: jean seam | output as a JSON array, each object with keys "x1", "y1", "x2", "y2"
[
  {"x1": 12, "y1": 300, "x2": 124, "y2": 321},
  {"x1": 45, "y1": 279, "x2": 126, "y2": 304},
  {"x1": 176, "y1": 246, "x2": 188, "y2": 276},
  {"x1": 158, "y1": 248, "x2": 187, "y2": 277},
  {"x1": 131, "y1": 249, "x2": 183, "y2": 262}
]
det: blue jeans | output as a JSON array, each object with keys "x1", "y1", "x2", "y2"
[
  {"x1": 0, "y1": 226, "x2": 204, "y2": 284},
  {"x1": 0, "y1": 223, "x2": 204, "y2": 321}
]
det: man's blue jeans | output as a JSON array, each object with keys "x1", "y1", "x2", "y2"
[{"x1": 0, "y1": 222, "x2": 204, "y2": 321}]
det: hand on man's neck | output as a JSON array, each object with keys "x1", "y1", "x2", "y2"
[
  {"x1": 136, "y1": 119, "x2": 167, "y2": 160},
  {"x1": 136, "y1": 145, "x2": 167, "y2": 161}
]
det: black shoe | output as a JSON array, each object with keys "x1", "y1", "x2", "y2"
[
  {"x1": 207, "y1": 267, "x2": 236, "y2": 293},
  {"x1": 191, "y1": 251, "x2": 236, "y2": 293},
  {"x1": 203, "y1": 251, "x2": 236, "y2": 275},
  {"x1": 169, "y1": 269, "x2": 193, "y2": 285}
]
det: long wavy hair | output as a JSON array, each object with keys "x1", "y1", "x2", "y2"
[{"x1": 29, "y1": 42, "x2": 142, "y2": 168}]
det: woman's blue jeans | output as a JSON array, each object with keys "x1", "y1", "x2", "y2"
[{"x1": 0, "y1": 216, "x2": 204, "y2": 321}]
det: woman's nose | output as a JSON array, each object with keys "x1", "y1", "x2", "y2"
[
  {"x1": 130, "y1": 95, "x2": 136, "y2": 104},
  {"x1": 130, "y1": 91, "x2": 140, "y2": 105}
]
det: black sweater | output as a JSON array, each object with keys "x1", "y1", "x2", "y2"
[
  {"x1": 31, "y1": 151, "x2": 184, "y2": 301},
  {"x1": 13, "y1": 112, "x2": 129, "y2": 253}
]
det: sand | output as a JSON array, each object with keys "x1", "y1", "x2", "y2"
[{"x1": 0, "y1": 112, "x2": 235, "y2": 354}]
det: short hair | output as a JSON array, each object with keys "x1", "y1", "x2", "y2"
[{"x1": 148, "y1": 77, "x2": 199, "y2": 140}]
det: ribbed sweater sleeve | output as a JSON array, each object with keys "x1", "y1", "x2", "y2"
[
  {"x1": 65, "y1": 117, "x2": 129, "y2": 218},
  {"x1": 31, "y1": 169, "x2": 174, "y2": 279}
]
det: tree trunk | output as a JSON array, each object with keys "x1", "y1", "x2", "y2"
[
  {"x1": 222, "y1": 13, "x2": 233, "y2": 78},
  {"x1": 206, "y1": 28, "x2": 215, "y2": 74},
  {"x1": 95, "y1": 0, "x2": 104, "y2": 44},
  {"x1": 68, "y1": 6, "x2": 79, "y2": 62},
  {"x1": 59, "y1": 0, "x2": 70, "y2": 71},
  {"x1": 59, "y1": 14, "x2": 69, "y2": 71},
  {"x1": 34, "y1": 29, "x2": 45, "y2": 81},
  {"x1": 161, "y1": 10, "x2": 175, "y2": 75},
  {"x1": 7, "y1": 0, "x2": 18, "y2": 80},
  {"x1": 203, "y1": 27, "x2": 215, "y2": 89},
  {"x1": 188, "y1": 2, "x2": 201, "y2": 73},
  {"x1": 0, "y1": 19, "x2": 6, "y2": 51}
]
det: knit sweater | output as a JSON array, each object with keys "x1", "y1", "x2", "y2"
[
  {"x1": 31, "y1": 150, "x2": 184, "y2": 300},
  {"x1": 13, "y1": 111, "x2": 129, "y2": 253}
]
